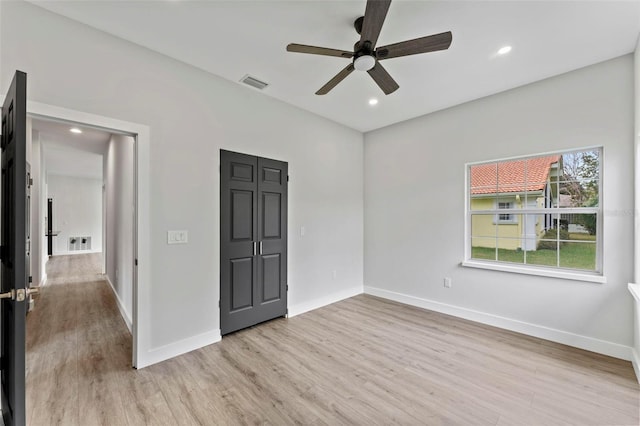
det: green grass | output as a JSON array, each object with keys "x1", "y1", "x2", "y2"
[{"x1": 472, "y1": 233, "x2": 596, "y2": 271}]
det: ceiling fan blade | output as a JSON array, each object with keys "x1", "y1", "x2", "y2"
[
  {"x1": 316, "y1": 64, "x2": 355, "y2": 95},
  {"x1": 376, "y1": 31, "x2": 452, "y2": 60},
  {"x1": 367, "y1": 62, "x2": 399, "y2": 95},
  {"x1": 360, "y1": 0, "x2": 391, "y2": 48},
  {"x1": 287, "y1": 43, "x2": 353, "y2": 59}
]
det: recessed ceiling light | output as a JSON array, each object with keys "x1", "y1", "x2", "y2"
[
  {"x1": 368, "y1": 98, "x2": 379, "y2": 106},
  {"x1": 497, "y1": 45, "x2": 512, "y2": 55},
  {"x1": 70, "y1": 127, "x2": 83, "y2": 134}
]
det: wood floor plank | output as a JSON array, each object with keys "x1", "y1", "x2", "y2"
[{"x1": 26, "y1": 254, "x2": 640, "y2": 425}]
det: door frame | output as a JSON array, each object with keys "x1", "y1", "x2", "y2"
[{"x1": 1, "y1": 96, "x2": 151, "y2": 368}]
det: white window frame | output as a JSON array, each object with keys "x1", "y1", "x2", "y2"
[{"x1": 462, "y1": 147, "x2": 605, "y2": 284}]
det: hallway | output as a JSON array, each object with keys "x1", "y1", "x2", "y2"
[{"x1": 26, "y1": 254, "x2": 139, "y2": 425}]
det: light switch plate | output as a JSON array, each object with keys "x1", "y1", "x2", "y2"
[{"x1": 167, "y1": 230, "x2": 188, "y2": 244}]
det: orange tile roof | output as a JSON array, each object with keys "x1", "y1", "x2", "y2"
[{"x1": 471, "y1": 155, "x2": 560, "y2": 195}]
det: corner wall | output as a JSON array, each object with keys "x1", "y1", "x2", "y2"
[
  {"x1": 104, "y1": 134, "x2": 135, "y2": 330},
  {"x1": 364, "y1": 55, "x2": 634, "y2": 359},
  {"x1": 0, "y1": 0, "x2": 364, "y2": 365}
]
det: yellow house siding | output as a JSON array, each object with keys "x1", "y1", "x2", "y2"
[
  {"x1": 471, "y1": 197, "x2": 521, "y2": 250},
  {"x1": 471, "y1": 195, "x2": 547, "y2": 251}
]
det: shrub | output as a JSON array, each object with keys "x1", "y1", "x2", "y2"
[{"x1": 537, "y1": 228, "x2": 570, "y2": 250}]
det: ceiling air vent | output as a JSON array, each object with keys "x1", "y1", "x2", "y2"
[{"x1": 240, "y1": 75, "x2": 269, "y2": 90}]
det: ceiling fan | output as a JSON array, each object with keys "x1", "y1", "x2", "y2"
[{"x1": 286, "y1": 0, "x2": 452, "y2": 96}]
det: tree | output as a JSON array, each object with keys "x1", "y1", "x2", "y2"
[
  {"x1": 560, "y1": 151, "x2": 599, "y2": 208},
  {"x1": 560, "y1": 151, "x2": 599, "y2": 235}
]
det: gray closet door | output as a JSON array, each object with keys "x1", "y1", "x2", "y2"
[{"x1": 220, "y1": 150, "x2": 287, "y2": 335}]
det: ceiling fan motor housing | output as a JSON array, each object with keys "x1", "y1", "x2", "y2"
[
  {"x1": 353, "y1": 40, "x2": 376, "y2": 71},
  {"x1": 354, "y1": 16, "x2": 364, "y2": 34}
]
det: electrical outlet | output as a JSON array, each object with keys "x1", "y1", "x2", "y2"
[{"x1": 444, "y1": 277, "x2": 452, "y2": 288}]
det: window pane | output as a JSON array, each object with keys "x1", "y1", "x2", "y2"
[
  {"x1": 557, "y1": 179, "x2": 599, "y2": 208},
  {"x1": 494, "y1": 213, "x2": 524, "y2": 264},
  {"x1": 471, "y1": 241, "x2": 496, "y2": 261},
  {"x1": 525, "y1": 247, "x2": 558, "y2": 268},
  {"x1": 498, "y1": 160, "x2": 525, "y2": 195},
  {"x1": 560, "y1": 151, "x2": 599, "y2": 207},
  {"x1": 523, "y1": 180, "x2": 552, "y2": 210},
  {"x1": 470, "y1": 163, "x2": 497, "y2": 210},
  {"x1": 471, "y1": 214, "x2": 496, "y2": 239},
  {"x1": 496, "y1": 239, "x2": 524, "y2": 264},
  {"x1": 559, "y1": 242, "x2": 597, "y2": 271},
  {"x1": 565, "y1": 214, "x2": 597, "y2": 238},
  {"x1": 470, "y1": 195, "x2": 496, "y2": 211},
  {"x1": 471, "y1": 214, "x2": 497, "y2": 260},
  {"x1": 497, "y1": 214, "x2": 520, "y2": 240}
]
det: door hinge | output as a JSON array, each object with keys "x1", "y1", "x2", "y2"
[
  {"x1": 0, "y1": 245, "x2": 4, "y2": 262},
  {"x1": 135, "y1": 259, "x2": 138, "y2": 266},
  {"x1": 28, "y1": 276, "x2": 32, "y2": 283},
  {"x1": 286, "y1": 284, "x2": 289, "y2": 291},
  {"x1": 29, "y1": 177, "x2": 33, "y2": 186},
  {"x1": 218, "y1": 300, "x2": 221, "y2": 308},
  {"x1": 287, "y1": 175, "x2": 289, "y2": 182}
]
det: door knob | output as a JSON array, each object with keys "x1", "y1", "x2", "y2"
[{"x1": 0, "y1": 290, "x2": 15, "y2": 300}]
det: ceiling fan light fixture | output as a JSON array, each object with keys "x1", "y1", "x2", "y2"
[
  {"x1": 354, "y1": 55, "x2": 376, "y2": 71},
  {"x1": 368, "y1": 98, "x2": 378, "y2": 106}
]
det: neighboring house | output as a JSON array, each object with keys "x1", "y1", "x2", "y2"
[{"x1": 470, "y1": 155, "x2": 561, "y2": 251}]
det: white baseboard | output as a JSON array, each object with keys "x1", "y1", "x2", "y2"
[
  {"x1": 631, "y1": 348, "x2": 640, "y2": 384},
  {"x1": 140, "y1": 329, "x2": 221, "y2": 368},
  {"x1": 105, "y1": 275, "x2": 133, "y2": 333},
  {"x1": 364, "y1": 286, "x2": 632, "y2": 361},
  {"x1": 53, "y1": 249, "x2": 102, "y2": 256},
  {"x1": 288, "y1": 285, "x2": 363, "y2": 318}
]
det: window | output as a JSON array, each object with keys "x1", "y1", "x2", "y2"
[
  {"x1": 465, "y1": 148, "x2": 602, "y2": 281},
  {"x1": 497, "y1": 202, "x2": 515, "y2": 223}
]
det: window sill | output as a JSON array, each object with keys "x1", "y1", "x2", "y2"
[{"x1": 461, "y1": 260, "x2": 606, "y2": 284}]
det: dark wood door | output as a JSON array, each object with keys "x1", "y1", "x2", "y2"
[
  {"x1": 1, "y1": 70, "x2": 28, "y2": 426},
  {"x1": 220, "y1": 150, "x2": 287, "y2": 335}
]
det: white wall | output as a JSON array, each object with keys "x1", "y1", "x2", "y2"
[
  {"x1": 631, "y1": 36, "x2": 640, "y2": 377},
  {"x1": 30, "y1": 129, "x2": 44, "y2": 286},
  {"x1": 0, "y1": 1, "x2": 364, "y2": 363},
  {"x1": 47, "y1": 174, "x2": 103, "y2": 255},
  {"x1": 40, "y1": 137, "x2": 48, "y2": 284},
  {"x1": 104, "y1": 134, "x2": 134, "y2": 330},
  {"x1": 364, "y1": 55, "x2": 634, "y2": 358}
]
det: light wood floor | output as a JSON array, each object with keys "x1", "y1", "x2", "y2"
[{"x1": 27, "y1": 254, "x2": 639, "y2": 425}]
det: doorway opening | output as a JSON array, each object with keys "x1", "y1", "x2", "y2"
[
  {"x1": 25, "y1": 111, "x2": 142, "y2": 367},
  {"x1": 30, "y1": 115, "x2": 136, "y2": 324}
]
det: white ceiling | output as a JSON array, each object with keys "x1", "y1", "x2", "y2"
[
  {"x1": 33, "y1": 118, "x2": 110, "y2": 180},
  {"x1": 30, "y1": 0, "x2": 640, "y2": 132}
]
